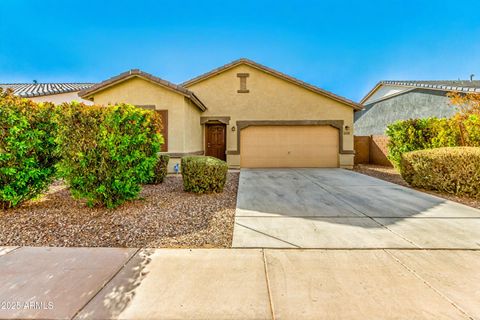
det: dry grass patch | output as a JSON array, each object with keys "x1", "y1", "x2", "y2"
[{"x1": 0, "y1": 173, "x2": 239, "y2": 248}]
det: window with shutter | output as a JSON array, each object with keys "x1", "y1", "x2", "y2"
[{"x1": 156, "y1": 110, "x2": 168, "y2": 152}]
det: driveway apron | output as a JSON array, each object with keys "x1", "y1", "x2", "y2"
[{"x1": 232, "y1": 168, "x2": 480, "y2": 248}]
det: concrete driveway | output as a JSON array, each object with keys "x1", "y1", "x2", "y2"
[{"x1": 233, "y1": 168, "x2": 480, "y2": 248}]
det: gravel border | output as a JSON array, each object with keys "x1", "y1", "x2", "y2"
[
  {"x1": 0, "y1": 173, "x2": 239, "y2": 248},
  {"x1": 353, "y1": 164, "x2": 480, "y2": 209}
]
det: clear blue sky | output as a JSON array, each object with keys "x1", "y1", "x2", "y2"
[{"x1": 1, "y1": 0, "x2": 479, "y2": 101}]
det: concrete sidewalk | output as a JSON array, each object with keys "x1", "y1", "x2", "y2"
[{"x1": 1, "y1": 247, "x2": 479, "y2": 319}]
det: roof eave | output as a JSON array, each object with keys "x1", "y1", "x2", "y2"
[
  {"x1": 359, "y1": 82, "x2": 385, "y2": 105},
  {"x1": 362, "y1": 87, "x2": 417, "y2": 106},
  {"x1": 189, "y1": 93, "x2": 207, "y2": 111},
  {"x1": 78, "y1": 70, "x2": 207, "y2": 111},
  {"x1": 180, "y1": 58, "x2": 247, "y2": 87}
]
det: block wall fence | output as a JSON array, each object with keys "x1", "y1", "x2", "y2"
[{"x1": 354, "y1": 135, "x2": 392, "y2": 167}]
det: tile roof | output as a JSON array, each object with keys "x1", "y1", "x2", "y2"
[
  {"x1": 181, "y1": 58, "x2": 363, "y2": 110},
  {"x1": 0, "y1": 83, "x2": 94, "y2": 98},
  {"x1": 360, "y1": 80, "x2": 480, "y2": 105},
  {"x1": 381, "y1": 80, "x2": 480, "y2": 92},
  {"x1": 78, "y1": 69, "x2": 206, "y2": 111}
]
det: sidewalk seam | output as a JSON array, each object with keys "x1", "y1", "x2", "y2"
[
  {"x1": 262, "y1": 249, "x2": 276, "y2": 320},
  {"x1": 70, "y1": 248, "x2": 141, "y2": 320},
  {"x1": 0, "y1": 246, "x2": 21, "y2": 259},
  {"x1": 370, "y1": 218, "x2": 421, "y2": 248},
  {"x1": 235, "y1": 222, "x2": 301, "y2": 248},
  {"x1": 384, "y1": 249, "x2": 474, "y2": 320}
]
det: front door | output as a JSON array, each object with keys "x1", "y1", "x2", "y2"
[{"x1": 205, "y1": 124, "x2": 226, "y2": 161}]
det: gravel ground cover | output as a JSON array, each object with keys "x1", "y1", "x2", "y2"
[
  {"x1": 0, "y1": 173, "x2": 239, "y2": 248},
  {"x1": 353, "y1": 164, "x2": 480, "y2": 209}
]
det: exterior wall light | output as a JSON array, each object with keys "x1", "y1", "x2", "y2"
[{"x1": 231, "y1": 126, "x2": 236, "y2": 132}]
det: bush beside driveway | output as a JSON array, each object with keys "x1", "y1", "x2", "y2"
[{"x1": 354, "y1": 164, "x2": 480, "y2": 209}]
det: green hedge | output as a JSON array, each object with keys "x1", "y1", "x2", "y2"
[
  {"x1": 400, "y1": 147, "x2": 480, "y2": 199},
  {"x1": 0, "y1": 90, "x2": 59, "y2": 209},
  {"x1": 386, "y1": 118, "x2": 460, "y2": 168},
  {"x1": 181, "y1": 156, "x2": 228, "y2": 193},
  {"x1": 147, "y1": 154, "x2": 170, "y2": 184},
  {"x1": 386, "y1": 115, "x2": 480, "y2": 168},
  {"x1": 56, "y1": 103, "x2": 162, "y2": 208},
  {"x1": 461, "y1": 114, "x2": 480, "y2": 146}
]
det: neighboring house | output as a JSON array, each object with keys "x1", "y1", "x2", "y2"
[
  {"x1": 0, "y1": 83, "x2": 94, "y2": 105},
  {"x1": 355, "y1": 80, "x2": 480, "y2": 135},
  {"x1": 79, "y1": 58, "x2": 362, "y2": 169}
]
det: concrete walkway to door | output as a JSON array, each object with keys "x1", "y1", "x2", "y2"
[{"x1": 233, "y1": 168, "x2": 480, "y2": 248}]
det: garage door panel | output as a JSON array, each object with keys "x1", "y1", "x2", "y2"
[{"x1": 240, "y1": 125, "x2": 339, "y2": 168}]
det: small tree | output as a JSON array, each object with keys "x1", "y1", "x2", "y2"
[
  {"x1": 448, "y1": 92, "x2": 480, "y2": 147},
  {"x1": 448, "y1": 92, "x2": 480, "y2": 116}
]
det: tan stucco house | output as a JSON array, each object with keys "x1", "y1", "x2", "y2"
[{"x1": 79, "y1": 58, "x2": 362, "y2": 170}]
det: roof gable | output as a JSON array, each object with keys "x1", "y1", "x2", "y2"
[
  {"x1": 181, "y1": 58, "x2": 363, "y2": 110},
  {"x1": 360, "y1": 83, "x2": 412, "y2": 105},
  {"x1": 79, "y1": 69, "x2": 206, "y2": 111}
]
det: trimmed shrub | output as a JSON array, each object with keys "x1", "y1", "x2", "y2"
[
  {"x1": 400, "y1": 147, "x2": 480, "y2": 199},
  {"x1": 181, "y1": 156, "x2": 228, "y2": 193},
  {"x1": 56, "y1": 103, "x2": 162, "y2": 208},
  {"x1": 147, "y1": 154, "x2": 170, "y2": 184},
  {"x1": 0, "y1": 90, "x2": 59, "y2": 209}
]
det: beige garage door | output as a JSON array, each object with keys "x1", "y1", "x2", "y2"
[{"x1": 240, "y1": 125, "x2": 339, "y2": 168}]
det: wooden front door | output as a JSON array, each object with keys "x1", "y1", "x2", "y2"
[{"x1": 205, "y1": 124, "x2": 226, "y2": 161}]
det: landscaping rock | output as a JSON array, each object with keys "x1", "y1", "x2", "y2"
[{"x1": 0, "y1": 173, "x2": 239, "y2": 248}]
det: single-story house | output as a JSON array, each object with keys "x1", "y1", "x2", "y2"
[
  {"x1": 0, "y1": 82, "x2": 94, "y2": 105},
  {"x1": 78, "y1": 58, "x2": 362, "y2": 170},
  {"x1": 355, "y1": 80, "x2": 480, "y2": 135}
]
